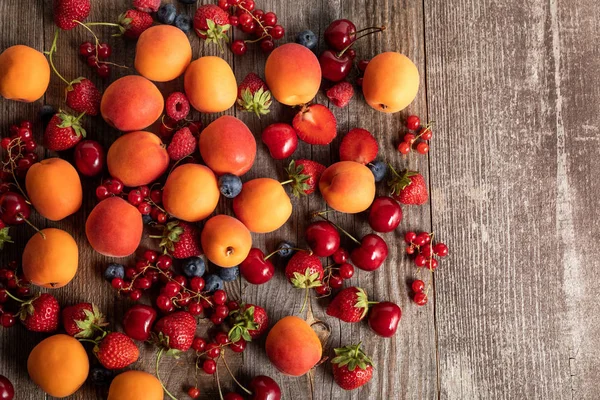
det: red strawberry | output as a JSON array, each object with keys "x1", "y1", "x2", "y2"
[
  {"x1": 53, "y1": 0, "x2": 91, "y2": 30},
  {"x1": 388, "y1": 166, "x2": 428, "y2": 205},
  {"x1": 326, "y1": 287, "x2": 370, "y2": 323},
  {"x1": 292, "y1": 104, "x2": 337, "y2": 145},
  {"x1": 154, "y1": 311, "x2": 197, "y2": 352},
  {"x1": 228, "y1": 304, "x2": 268, "y2": 342},
  {"x1": 332, "y1": 343, "x2": 374, "y2": 390},
  {"x1": 194, "y1": 5, "x2": 231, "y2": 48},
  {"x1": 285, "y1": 159, "x2": 326, "y2": 197},
  {"x1": 326, "y1": 82, "x2": 354, "y2": 108},
  {"x1": 18, "y1": 293, "x2": 60, "y2": 332},
  {"x1": 133, "y1": 0, "x2": 161, "y2": 12},
  {"x1": 285, "y1": 251, "x2": 324, "y2": 289},
  {"x1": 44, "y1": 111, "x2": 86, "y2": 151},
  {"x1": 94, "y1": 332, "x2": 139, "y2": 370},
  {"x1": 62, "y1": 302, "x2": 108, "y2": 338},
  {"x1": 153, "y1": 220, "x2": 202, "y2": 259},
  {"x1": 237, "y1": 73, "x2": 272, "y2": 117},
  {"x1": 118, "y1": 9, "x2": 153, "y2": 38},
  {"x1": 339, "y1": 128, "x2": 378, "y2": 165},
  {"x1": 66, "y1": 78, "x2": 101, "y2": 116},
  {"x1": 167, "y1": 127, "x2": 196, "y2": 161},
  {"x1": 165, "y1": 92, "x2": 190, "y2": 122}
]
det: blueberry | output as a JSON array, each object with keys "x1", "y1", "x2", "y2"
[
  {"x1": 204, "y1": 274, "x2": 224, "y2": 292},
  {"x1": 178, "y1": 0, "x2": 196, "y2": 4},
  {"x1": 182, "y1": 257, "x2": 206, "y2": 278},
  {"x1": 368, "y1": 160, "x2": 388, "y2": 182},
  {"x1": 218, "y1": 266, "x2": 239, "y2": 282},
  {"x1": 89, "y1": 367, "x2": 113, "y2": 386},
  {"x1": 218, "y1": 174, "x2": 243, "y2": 198},
  {"x1": 277, "y1": 241, "x2": 295, "y2": 258},
  {"x1": 157, "y1": 4, "x2": 177, "y2": 25},
  {"x1": 174, "y1": 14, "x2": 192, "y2": 33},
  {"x1": 142, "y1": 214, "x2": 153, "y2": 225},
  {"x1": 104, "y1": 263, "x2": 125, "y2": 281},
  {"x1": 296, "y1": 30, "x2": 317, "y2": 50}
]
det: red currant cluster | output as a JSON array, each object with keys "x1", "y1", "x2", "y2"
[
  {"x1": 79, "y1": 41, "x2": 113, "y2": 78},
  {"x1": 219, "y1": 0, "x2": 285, "y2": 55},
  {"x1": 404, "y1": 231, "x2": 448, "y2": 306},
  {"x1": 355, "y1": 59, "x2": 370, "y2": 87},
  {"x1": 315, "y1": 248, "x2": 355, "y2": 296},
  {"x1": 0, "y1": 262, "x2": 31, "y2": 328},
  {"x1": 1, "y1": 120, "x2": 38, "y2": 179},
  {"x1": 95, "y1": 179, "x2": 167, "y2": 223},
  {"x1": 397, "y1": 115, "x2": 433, "y2": 155}
]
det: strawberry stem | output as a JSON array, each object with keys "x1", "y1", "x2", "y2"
[
  {"x1": 156, "y1": 348, "x2": 178, "y2": 400},
  {"x1": 221, "y1": 354, "x2": 253, "y2": 395},
  {"x1": 313, "y1": 213, "x2": 361, "y2": 246},
  {"x1": 299, "y1": 287, "x2": 310, "y2": 314},
  {"x1": 47, "y1": 30, "x2": 70, "y2": 86},
  {"x1": 280, "y1": 179, "x2": 294, "y2": 185}
]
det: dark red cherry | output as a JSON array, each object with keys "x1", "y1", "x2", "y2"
[
  {"x1": 239, "y1": 248, "x2": 275, "y2": 285},
  {"x1": 249, "y1": 375, "x2": 281, "y2": 400},
  {"x1": 324, "y1": 19, "x2": 357, "y2": 51},
  {"x1": 305, "y1": 221, "x2": 340, "y2": 257},
  {"x1": 74, "y1": 140, "x2": 105, "y2": 177},
  {"x1": 319, "y1": 49, "x2": 353, "y2": 82},
  {"x1": 261, "y1": 123, "x2": 298, "y2": 160},
  {"x1": 368, "y1": 301, "x2": 401, "y2": 337},
  {"x1": 350, "y1": 234, "x2": 388, "y2": 271},
  {"x1": 122, "y1": 304, "x2": 157, "y2": 341},
  {"x1": 368, "y1": 196, "x2": 402, "y2": 232},
  {"x1": 0, "y1": 375, "x2": 14, "y2": 400},
  {"x1": 0, "y1": 192, "x2": 30, "y2": 225}
]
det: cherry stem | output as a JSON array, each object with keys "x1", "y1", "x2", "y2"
[
  {"x1": 313, "y1": 213, "x2": 361, "y2": 246},
  {"x1": 338, "y1": 26, "x2": 386, "y2": 57},
  {"x1": 264, "y1": 247, "x2": 307, "y2": 260},
  {"x1": 19, "y1": 216, "x2": 45, "y2": 239},
  {"x1": 156, "y1": 348, "x2": 178, "y2": 400},
  {"x1": 221, "y1": 354, "x2": 253, "y2": 395},
  {"x1": 4, "y1": 290, "x2": 24, "y2": 303},
  {"x1": 47, "y1": 30, "x2": 70, "y2": 86}
]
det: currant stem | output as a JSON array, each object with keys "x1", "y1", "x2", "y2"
[
  {"x1": 338, "y1": 26, "x2": 386, "y2": 57},
  {"x1": 47, "y1": 30, "x2": 70, "y2": 86},
  {"x1": 314, "y1": 214, "x2": 361, "y2": 245},
  {"x1": 156, "y1": 348, "x2": 178, "y2": 400},
  {"x1": 221, "y1": 354, "x2": 253, "y2": 395},
  {"x1": 215, "y1": 361, "x2": 225, "y2": 400}
]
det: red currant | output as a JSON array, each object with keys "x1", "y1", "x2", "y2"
[
  {"x1": 215, "y1": 331, "x2": 230, "y2": 345},
  {"x1": 128, "y1": 189, "x2": 144, "y2": 206},
  {"x1": 106, "y1": 178, "x2": 123, "y2": 195},
  {"x1": 416, "y1": 142, "x2": 429, "y2": 154},
  {"x1": 0, "y1": 289, "x2": 7, "y2": 303},
  {"x1": 156, "y1": 212, "x2": 167, "y2": 224},
  {"x1": 138, "y1": 202, "x2": 151, "y2": 215},
  {"x1": 210, "y1": 314, "x2": 223, "y2": 325},
  {"x1": 18, "y1": 127, "x2": 32, "y2": 142},
  {"x1": 332, "y1": 248, "x2": 349, "y2": 264},
  {"x1": 129, "y1": 289, "x2": 142, "y2": 301},
  {"x1": 433, "y1": 242, "x2": 448, "y2": 257},
  {"x1": 125, "y1": 268, "x2": 136, "y2": 280},
  {"x1": 240, "y1": 20, "x2": 255, "y2": 33},
  {"x1": 87, "y1": 55, "x2": 99, "y2": 67},
  {"x1": 411, "y1": 279, "x2": 425, "y2": 293},
  {"x1": 403, "y1": 133, "x2": 416, "y2": 144},
  {"x1": 231, "y1": 39, "x2": 247, "y2": 55},
  {"x1": 425, "y1": 258, "x2": 438, "y2": 270},
  {"x1": 406, "y1": 245, "x2": 415, "y2": 255},
  {"x1": 187, "y1": 387, "x2": 200, "y2": 399},
  {"x1": 173, "y1": 275, "x2": 187, "y2": 289},
  {"x1": 227, "y1": 301, "x2": 239, "y2": 311},
  {"x1": 1, "y1": 138, "x2": 12, "y2": 149},
  {"x1": 215, "y1": 305, "x2": 229, "y2": 318},
  {"x1": 263, "y1": 12, "x2": 277, "y2": 26},
  {"x1": 238, "y1": 12, "x2": 252, "y2": 28},
  {"x1": 192, "y1": 337, "x2": 206, "y2": 352},
  {"x1": 1, "y1": 313, "x2": 15, "y2": 327},
  {"x1": 229, "y1": 338, "x2": 246, "y2": 353},
  {"x1": 97, "y1": 43, "x2": 112, "y2": 59},
  {"x1": 229, "y1": 15, "x2": 239, "y2": 26},
  {"x1": 218, "y1": 0, "x2": 229, "y2": 10},
  {"x1": 315, "y1": 285, "x2": 330, "y2": 296},
  {"x1": 420, "y1": 244, "x2": 433, "y2": 258},
  {"x1": 420, "y1": 126, "x2": 432, "y2": 140},
  {"x1": 241, "y1": 0, "x2": 255, "y2": 11},
  {"x1": 20, "y1": 121, "x2": 32, "y2": 129},
  {"x1": 260, "y1": 39, "x2": 275, "y2": 53},
  {"x1": 149, "y1": 189, "x2": 162, "y2": 204},
  {"x1": 189, "y1": 277, "x2": 205, "y2": 292},
  {"x1": 202, "y1": 359, "x2": 217, "y2": 374},
  {"x1": 270, "y1": 25, "x2": 284, "y2": 39},
  {"x1": 163, "y1": 281, "x2": 181, "y2": 297},
  {"x1": 339, "y1": 263, "x2": 354, "y2": 279},
  {"x1": 95, "y1": 185, "x2": 110, "y2": 200},
  {"x1": 213, "y1": 290, "x2": 227, "y2": 305},
  {"x1": 188, "y1": 302, "x2": 203, "y2": 316},
  {"x1": 346, "y1": 48, "x2": 356, "y2": 58},
  {"x1": 79, "y1": 42, "x2": 95, "y2": 57},
  {"x1": 414, "y1": 254, "x2": 427, "y2": 267},
  {"x1": 358, "y1": 59, "x2": 370, "y2": 72},
  {"x1": 206, "y1": 343, "x2": 221, "y2": 359},
  {"x1": 156, "y1": 295, "x2": 172, "y2": 311},
  {"x1": 253, "y1": 9, "x2": 264, "y2": 20},
  {"x1": 413, "y1": 292, "x2": 428, "y2": 306},
  {"x1": 406, "y1": 115, "x2": 421, "y2": 131},
  {"x1": 111, "y1": 278, "x2": 124, "y2": 289},
  {"x1": 397, "y1": 141, "x2": 411, "y2": 155},
  {"x1": 143, "y1": 249, "x2": 158, "y2": 263},
  {"x1": 329, "y1": 274, "x2": 343, "y2": 289},
  {"x1": 24, "y1": 140, "x2": 36, "y2": 152},
  {"x1": 156, "y1": 254, "x2": 172, "y2": 270},
  {"x1": 97, "y1": 64, "x2": 111, "y2": 79}
]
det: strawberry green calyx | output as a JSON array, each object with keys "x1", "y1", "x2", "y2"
[
  {"x1": 238, "y1": 87, "x2": 272, "y2": 117},
  {"x1": 152, "y1": 332, "x2": 183, "y2": 358},
  {"x1": 74, "y1": 304, "x2": 109, "y2": 338},
  {"x1": 152, "y1": 221, "x2": 184, "y2": 254},
  {"x1": 387, "y1": 164, "x2": 418, "y2": 196},
  {"x1": 353, "y1": 287, "x2": 370, "y2": 319},
  {"x1": 0, "y1": 227, "x2": 13, "y2": 250},
  {"x1": 291, "y1": 268, "x2": 322, "y2": 289},
  {"x1": 197, "y1": 19, "x2": 231, "y2": 51},
  {"x1": 332, "y1": 342, "x2": 373, "y2": 371},
  {"x1": 66, "y1": 77, "x2": 85, "y2": 93},
  {"x1": 57, "y1": 110, "x2": 87, "y2": 138},
  {"x1": 228, "y1": 305, "x2": 259, "y2": 342},
  {"x1": 285, "y1": 160, "x2": 311, "y2": 198}
]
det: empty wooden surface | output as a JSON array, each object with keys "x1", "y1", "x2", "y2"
[{"x1": 1, "y1": 0, "x2": 599, "y2": 399}]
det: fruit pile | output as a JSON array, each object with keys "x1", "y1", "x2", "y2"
[{"x1": 0, "y1": 0, "x2": 449, "y2": 399}]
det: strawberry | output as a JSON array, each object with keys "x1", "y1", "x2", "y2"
[
  {"x1": 285, "y1": 251, "x2": 324, "y2": 289},
  {"x1": 152, "y1": 220, "x2": 202, "y2": 259},
  {"x1": 44, "y1": 111, "x2": 86, "y2": 151},
  {"x1": 285, "y1": 159, "x2": 326, "y2": 197},
  {"x1": 237, "y1": 73, "x2": 272, "y2": 117},
  {"x1": 292, "y1": 104, "x2": 337, "y2": 145},
  {"x1": 53, "y1": 0, "x2": 91, "y2": 30},
  {"x1": 62, "y1": 302, "x2": 108, "y2": 338},
  {"x1": 326, "y1": 287, "x2": 370, "y2": 323},
  {"x1": 332, "y1": 343, "x2": 374, "y2": 390},
  {"x1": 18, "y1": 293, "x2": 60, "y2": 332},
  {"x1": 118, "y1": 9, "x2": 153, "y2": 38},
  {"x1": 388, "y1": 166, "x2": 428, "y2": 205},
  {"x1": 339, "y1": 128, "x2": 378, "y2": 165},
  {"x1": 194, "y1": 5, "x2": 231, "y2": 49},
  {"x1": 326, "y1": 82, "x2": 354, "y2": 108},
  {"x1": 94, "y1": 332, "x2": 139, "y2": 370},
  {"x1": 228, "y1": 304, "x2": 268, "y2": 342},
  {"x1": 133, "y1": 0, "x2": 161, "y2": 12},
  {"x1": 154, "y1": 311, "x2": 197, "y2": 353},
  {"x1": 167, "y1": 127, "x2": 196, "y2": 161},
  {"x1": 66, "y1": 78, "x2": 101, "y2": 116}
]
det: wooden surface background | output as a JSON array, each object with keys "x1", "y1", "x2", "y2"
[{"x1": 1, "y1": 0, "x2": 599, "y2": 399}]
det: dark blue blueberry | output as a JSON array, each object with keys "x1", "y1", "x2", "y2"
[
  {"x1": 296, "y1": 30, "x2": 317, "y2": 50},
  {"x1": 218, "y1": 266, "x2": 239, "y2": 282},
  {"x1": 182, "y1": 257, "x2": 206, "y2": 278},
  {"x1": 368, "y1": 160, "x2": 388, "y2": 182},
  {"x1": 39, "y1": 105, "x2": 56, "y2": 128},
  {"x1": 174, "y1": 14, "x2": 192, "y2": 33},
  {"x1": 104, "y1": 263, "x2": 125, "y2": 281},
  {"x1": 157, "y1": 4, "x2": 177, "y2": 25},
  {"x1": 218, "y1": 174, "x2": 243, "y2": 198},
  {"x1": 142, "y1": 214, "x2": 153, "y2": 224},
  {"x1": 89, "y1": 367, "x2": 114, "y2": 386},
  {"x1": 277, "y1": 241, "x2": 295, "y2": 258},
  {"x1": 204, "y1": 274, "x2": 224, "y2": 292}
]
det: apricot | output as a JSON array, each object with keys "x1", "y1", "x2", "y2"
[
  {"x1": 184, "y1": 56, "x2": 237, "y2": 113},
  {"x1": 265, "y1": 43, "x2": 321, "y2": 105},
  {"x1": 101, "y1": 75, "x2": 164, "y2": 131},
  {"x1": 22, "y1": 228, "x2": 78, "y2": 289},
  {"x1": 27, "y1": 334, "x2": 89, "y2": 398},
  {"x1": 25, "y1": 158, "x2": 82, "y2": 221},
  {"x1": 135, "y1": 25, "x2": 192, "y2": 82},
  {"x1": 0, "y1": 45, "x2": 50, "y2": 102},
  {"x1": 107, "y1": 131, "x2": 169, "y2": 187},
  {"x1": 362, "y1": 52, "x2": 420, "y2": 113},
  {"x1": 199, "y1": 116, "x2": 256, "y2": 176},
  {"x1": 266, "y1": 316, "x2": 322, "y2": 376},
  {"x1": 201, "y1": 215, "x2": 252, "y2": 268},
  {"x1": 163, "y1": 164, "x2": 220, "y2": 222},
  {"x1": 319, "y1": 161, "x2": 375, "y2": 213},
  {"x1": 108, "y1": 370, "x2": 163, "y2": 400},
  {"x1": 233, "y1": 178, "x2": 292, "y2": 233},
  {"x1": 86, "y1": 197, "x2": 143, "y2": 258}
]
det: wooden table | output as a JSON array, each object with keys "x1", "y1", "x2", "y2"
[{"x1": 1, "y1": 0, "x2": 598, "y2": 399}]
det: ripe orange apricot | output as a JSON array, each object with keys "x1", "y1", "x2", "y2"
[
  {"x1": 233, "y1": 178, "x2": 292, "y2": 233},
  {"x1": 22, "y1": 228, "x2": 78, "y2": 289},
  {"x1": 107, "y1": 131, "x2": 169, "y2": 187},
  {"x1": 135, "y1": 25, "x2": 192, "y2": 82},
  {"x1": 184, "y1": 56, "x2": 237, "y2": 113},
  {"x1": 362, "y1": 52, "x2": 420, "y2": 113},
  {"x1": 25, "y1": 158, "x2": 82, "y2": 221},
  {"x1": 27, "y1": 334, "x2": 89, "y2": 398},
  {"x1": 319, "y1": 161, "x2": 375, "y2": 213},
  {"x1": 108, "y1": 370, "x2": 163, "y2": 400},
  {"x1": 0, "y1": 45, "x2": 50, "y2": 102},
  {"x1": 199, "y1": 116, "x2": 256, "y2": 176},
  {"x1": 201, "y1": 215, "x2": 252, "y2": 268},
  {"x1": 265, "y1": 43, "x2": 321, "y2": 105},
  {"x1": 101, "y1": 75, "x2": 164, "y2": 131},
  {"x1": 266, "y1": 316, "x2": 322, "y2": 376},
  {"x1": 163, "y1": 164, "x2": 220, "y2": 222}
]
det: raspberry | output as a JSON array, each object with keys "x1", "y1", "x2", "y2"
[
  {"x1": 165, "y1": 92, "x2": 191, "y2": 122},
  {"x1": 133, "y1": 0, "x2": 161, "y2": 12},
  {"x1": 326, "y1": 82, "x2": 354, "y2": 108}
]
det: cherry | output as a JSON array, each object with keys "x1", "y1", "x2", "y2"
[
  {"x1": 239, "y1": 248, "x2": 275, "y2": 285},
  {"x1": 368, "y1": 301, "x2": 401, "y2": 337},
  {"x1": 74, "y1": 140, "x2": 105, "y2": 177},
  {"x1": 305, "y1": 221, "x2": 340, "y2": 257},
  {"x1": 319, "y1": 49, "x2": 353, "y2": 82},
  {"x1": 123, "y1": 304, "x2": 157, "y2": 341},
  {"x1": 406, "y1": 115, "x2": 421, "y2": 131},
  {"x1": 350, "y1": 234, "x2": 388, "y2": 271},
  {"x1": 332, "y1": 248, "x2": 349, "y2": 264},
  {"x1": 433, "y1": 242, "x2": 448, "y2": 257},
  {"x1": 202, "y1": 359, "x2": 217, "y2": 374},
  {"x1": 339, "y1": 263, "x2": 354, "y2": 279},
  {"x1": 0, "y1": 192, "x2": 30, "y2": 225},
  {"x1": 329, "y1": 274, "x2": 343, "y2": 289},
  {"x1": 324, "y1": 19, "x2": 357, "y2": 51},
  {"x1": 261, "y1": 123, "x2": 298, "y2": 160},
  {"x1": 368, "y1": 196, "x2": 403, "y2": 233},
  {"x1": 187, "y1": 387, "x2": 200, "y2": 399},
  {"x1": 225, "y1": 394, "x2": 244, "y2": 400},
  {"x1": 0, "y1": 375, "x2": 14, "y2": 400},
  {"x1": 231, "y1": 39, "x2": 247, "y2": 55},
  {"x1": 249, "y1": 375, "x2": 281, "y2": 400},
  {"x1": 413, "y1": 292, "x2": 428, "y2": 306}
]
